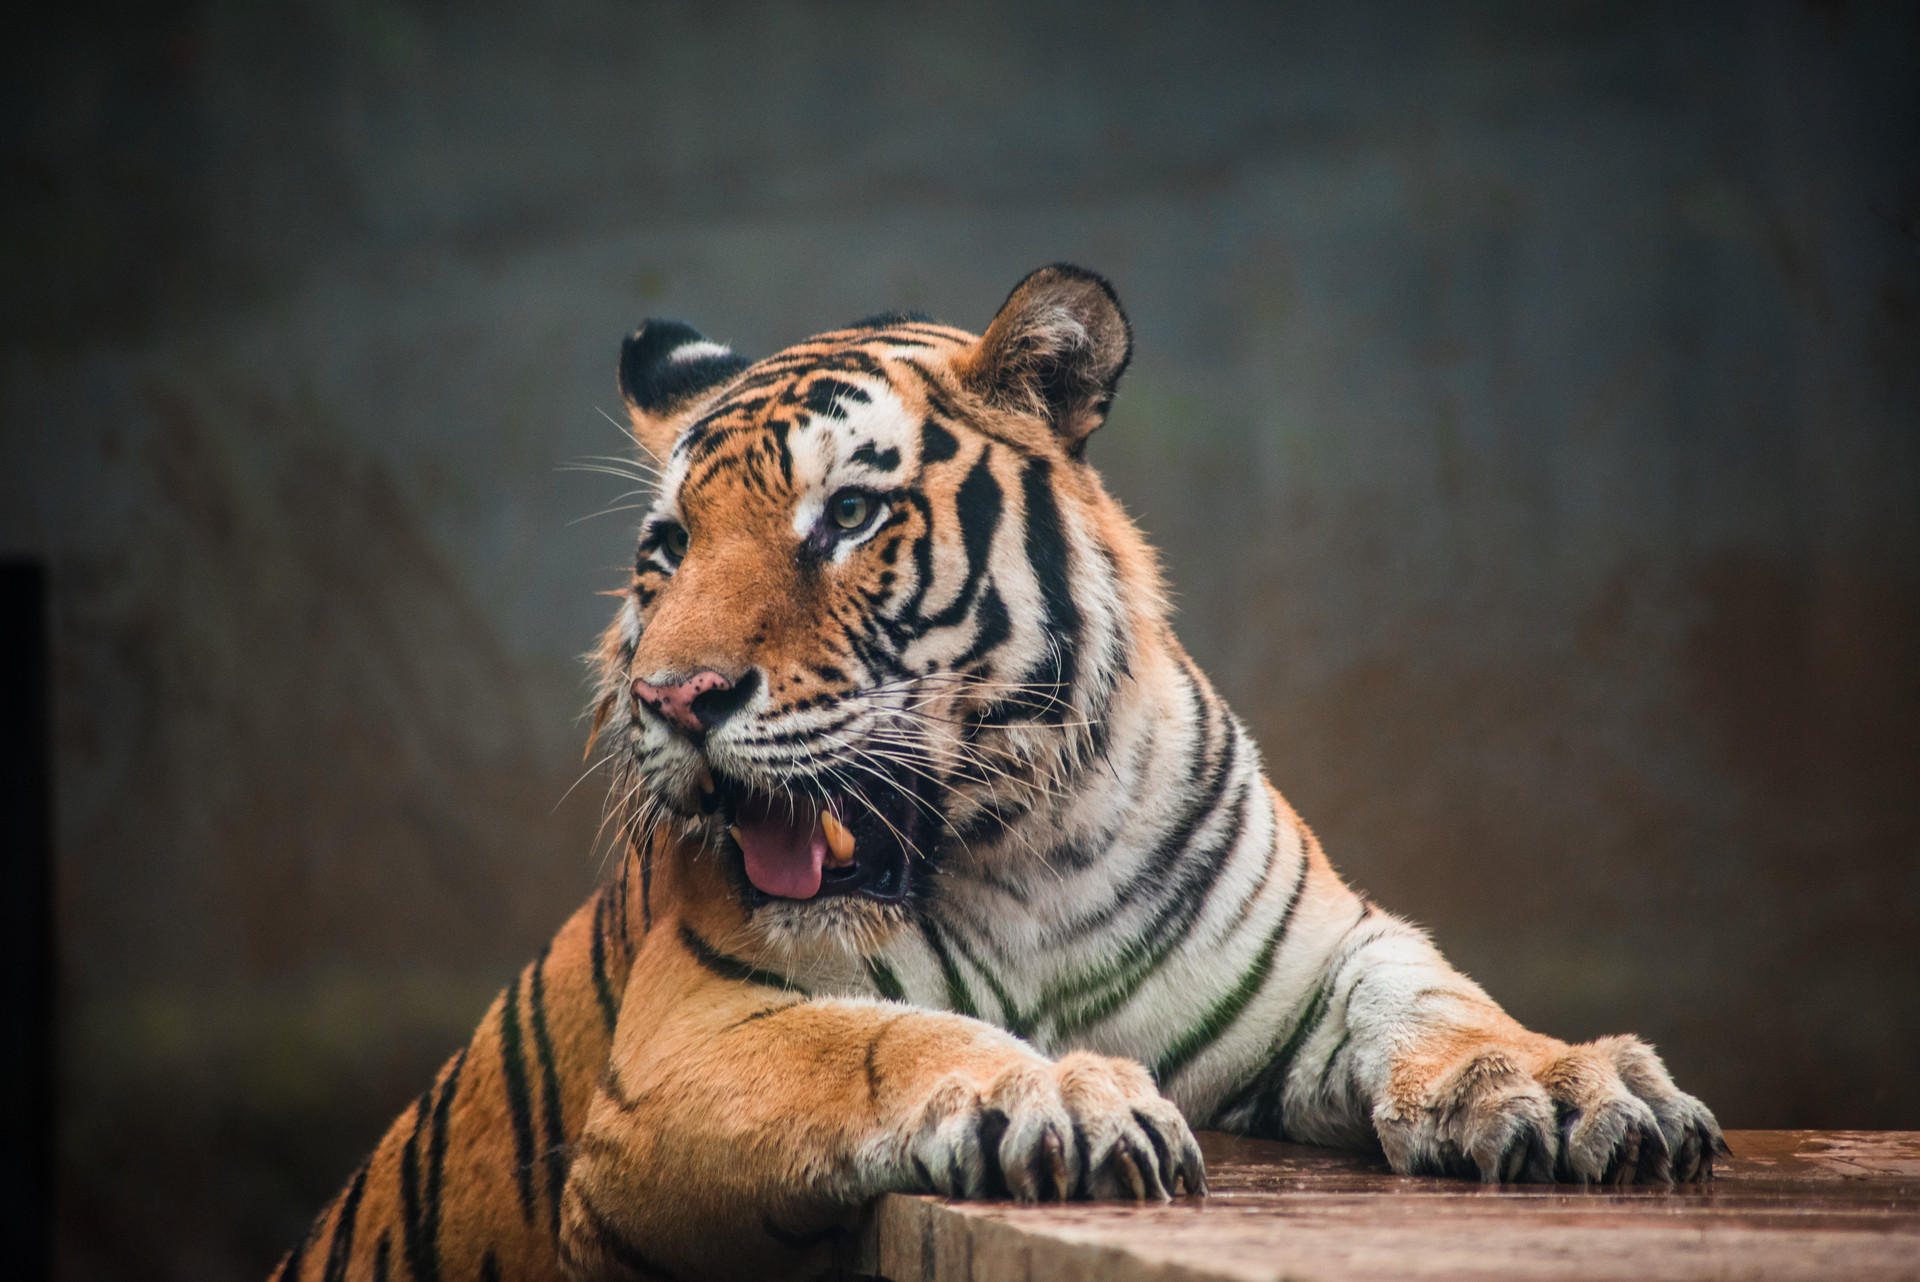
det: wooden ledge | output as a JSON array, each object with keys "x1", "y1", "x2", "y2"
[{"x1": 852, "y1": 1131, "x2": 1920, "y2": 1281}]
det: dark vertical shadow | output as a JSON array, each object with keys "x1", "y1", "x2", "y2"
[{"x1": 0, "y1": 560, "x2": 52, "y2": 1282}]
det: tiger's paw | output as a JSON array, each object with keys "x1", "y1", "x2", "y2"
[
  {"x1": 1374, "y1": 1033, "x2": 1727, "y2": 1185},
  {"x1": 905, "y1": 1052, "x2": 1206, "y2": 1202},
  {"x1": 1544, "y1": 1035, "x2": 1728, "y2": 1184}
]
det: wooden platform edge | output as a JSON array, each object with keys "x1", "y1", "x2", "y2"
[
  {"x1": 843, "y1": 1130, "x2": 1920, "y2": 1282},
  {"x1": 852, "y1": 1192, "x2": 1230, "y2": 1282}
]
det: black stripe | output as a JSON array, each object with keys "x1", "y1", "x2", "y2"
[
  {"x1": 430, "y1": 1051, "x2": 466, "y2": 1232},
  {"x1": 1216, "y1": 902, "x2": 1363, "y2": 1135},
  {"x1": 768, "y1": 416, "x2": 794, "y2": 488},
  {"x1": 1018, "y1": 457, "x2": 1081, "y2": 722},
  {"x1": 950, "y1": 582, "x2": 1011, "y2": 672},
  {"x1": 959, "y1": 853, "x2": 1037, "y2": 906},
  {"x1": 320, "y1": 1160, "x2": 371, "y2": 1282},
  {"x1": 1052, "y1": 777, "x2": 1253, "y2": 1035},
  {"x1": 621, "y1": 845, "x2": 634, "y2": 941},
  {"x1": 919, "y1": 418, "x2": 960, "y2": 464},
  {"x1": 1153, "y1": 775, "x2": 1253, "y2": 934},
  {"x1": 1061, "y1": 666, "x2": 1221, "y2": 939},
  {"x1": 1222, "y1": 810, "x2": 1284, "y2": 935},
  {"x1": 865, "y1": 1018, "x2": 901, "y2": 1104},
  {"x1": 529, "y1": 945, "x2": 569, "y2": 1241},
  {"x1": 728, "y1": 358, "x2": 811, "y2": 392},
  {"x1": 944, "y1": 926, "x2": 1034, "y2": 1039},
  {"x1": 680, "y1": 419, "x2": 753, "y2": 469},
  {"x1": 1157, "y1": 975, "x2": 1269, "y2": 1087},
  {"x1": 1151, "y1": 855, "x2": 1308, "y2": 1083},
  {"x1": 608, "y1": 840, "x2": 633, "y2": 947},
  {"x1": 1317, "y1": 1030, "x2": 1354, "y2": 1099},
  {"x1": 895, "y1": 359, "x2": 1028, "y2": 452},
  {"x1": 946, "y1": 795, "x2": 1023, "y2": 849},
  {"x1": 400, "y1": 1046, "x2": 464, "y2": 1282},
  {"x1": 803, "y1": 376, "x2": 871, "y2": 419},
  {"x1": 740, "y1": 436, "x2": 774, "y2": 496},
  {"x1": 396, "y1": 1092, "x2": 430, "y2": 1282},
  {"x1": 724, "y1": 1003, "x2": 803, "y2": 1030},
  {"x1": 1224, "y1": 982, "x2": 1331, "y2": 1138},
  {"x1": 739, "y1": 709, "x2": 859, "y2": 748},
  {"x1": 678, "y1": 923, "x2": 807, "y2": 993},
  {"x1": 589, "y1": 888, "x2": 619, "y2": 1033},
  {"x1": 915, "y1": 451, "x2": 1001, "y2": 630},
  {"x1": 846, "y1": 618, "x2": 915, "y2": 685},
  {"x1": 573, "y1": 1188, "x2": 681, "y2": 1281},
  {"x1": 683, "y1": 445, "x2": 757, "y2": 499},
  {"x1": 497, "y1": 977, "x2": 539, "y2": 1222},
  {"x1": 1085, "y1": 534, "x2": 1131, "y2": 725},
  {"x1": 917, "y1": 916, "x2": 979, "y2": 1018},
  {"x1": 890, "y1": 490, "x2": 939, "y2": 627},
  {"x1": 1035, "y1": 811, "x2": 1129, "y2": 875},
  {"x1": 867, "y1": 957, "x2": 906, "y2": 1001},
  {"x1": 274, "y1": 1241, "x2": 307, "y2": 1282},
  {"x1": 371, "y1": 1232, "x2": 391, "y2": 1282},
  {"x1": 479, "y1": 1252, "x2": 501, "y2": 1282},
  {"x1": 761, "y1": 350, "x2": 887, "y2": 407},
  {"x1": 599, "y1": 1063, "x2": 648, "y2": 1114},
  {"x1": 637, "y1": 837, "x2": 652, "y2": 934}
]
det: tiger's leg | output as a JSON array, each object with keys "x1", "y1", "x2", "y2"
[
  {"x1": 1239, "y1": 894, "x2": 1728, "y2": 1185},
  {"x1": 271, "y1": 862, "x2": 641, "y2": 1282},
  {"x1": 558, "y1": 915, "x2": 1205, "y2": 1282}
]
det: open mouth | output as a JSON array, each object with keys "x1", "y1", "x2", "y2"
[{"x1": 711, "y1": 771, "x2": 924, "y2": 905}]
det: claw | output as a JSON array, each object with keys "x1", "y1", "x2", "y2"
[
  {"x1": 1179, "y1": 1126, "x2": 1210, "y2": 1196},
  {"x1": 978, "y1": 1108, "x2": 1011, "y2": 1200},
  {"x1": 1606, "y1": 1128, "x2": 1643, "y2": 1185},
  {"x1": 1641, "y1": 1123, "x2": 1675, "y2": 1184},
  {"x1": 1134, "y1": 1110, "x2": 1175, "y2": 1194},
  {"x1": 1114, "y1": 1145, "x2": 1148, "y2": 1200},
  {"x1": 1672, "y1": 1129, "x2": 1702, "y2": 1183},
  {"x1": 1042, "y1": 1129, "x2": 1070, "y2": 1202},
  {"x1": 1498, "y1": 1126, "x2": 1552, "y2": 1184},
  {"x1": 1140, "y1": 1136, "x2": 1171, "y2": 1200}
]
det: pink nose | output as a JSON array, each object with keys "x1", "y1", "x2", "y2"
[{"x1": 631, "y1": 670, "x2": 734, "y2": 735}]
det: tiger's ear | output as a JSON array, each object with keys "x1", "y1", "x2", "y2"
[
  {"x1": 617, "y1": 320, "x2": 750, "y2": 461},
  {"x1": 962, "y1": 264, "x2": 1132, "y2": 455}
]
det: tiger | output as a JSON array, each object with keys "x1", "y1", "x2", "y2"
[{"x1": 272, "y1": 264, "x2": 1726, "y2": 1282}]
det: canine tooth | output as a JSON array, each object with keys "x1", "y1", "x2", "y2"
[
  {"x1": 822, "y1": 812, "x2": 856, "y2": 864},
  {"x1": 728, "y1": 825, "x2": 743, "y2": 848},
  {"x1": 696, "y1": 765, "x2": 715, "y2": 796}
]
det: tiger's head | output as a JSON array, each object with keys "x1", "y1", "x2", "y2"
[{"x1": 593, "y1": 265, "x2": 1165, "y2": 953}]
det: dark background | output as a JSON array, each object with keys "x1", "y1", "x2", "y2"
[{"x1": 3, "y1": 1, "x2": 1917, "y2": 1278}]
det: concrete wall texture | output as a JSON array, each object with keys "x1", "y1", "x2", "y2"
[{"x1": 4, "y1": 1, "x2": 1916, "y2": 1277}]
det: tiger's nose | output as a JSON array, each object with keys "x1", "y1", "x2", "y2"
[{"x1": 631, "y1": 669, "x2": 754, "y2": 736}]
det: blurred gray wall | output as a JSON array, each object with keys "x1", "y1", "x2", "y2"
[{"x1": 4, "y1": 1, "x2": 1917, "y2": 1278}]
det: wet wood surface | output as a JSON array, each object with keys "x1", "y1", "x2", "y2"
[{"x1": 854, "y1": 1130, "x2": 1920, "y2": 1281}]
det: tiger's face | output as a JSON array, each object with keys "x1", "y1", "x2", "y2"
[{"x1": 595, "y1": 267, "x2": 1141, "y2": 951}]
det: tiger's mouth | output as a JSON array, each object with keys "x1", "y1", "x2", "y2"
[{"x1": 708, "y1": 769, "x2": 923, "y2": 906}]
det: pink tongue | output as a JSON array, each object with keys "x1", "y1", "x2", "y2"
[{"x1": 735, "y1": 794, "x2": 829, "y2": 899}]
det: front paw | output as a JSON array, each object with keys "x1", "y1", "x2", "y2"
[
  {"x1": 906, "y1": 1053, "x2": 1205, "y2": 1202},
  {"x1": 1544, "y1": 1036, "x2": 1728, "y2": 1184},
  {"x1": 1375, "y1": 1033, "x2": 1727, "y2": 1185}
]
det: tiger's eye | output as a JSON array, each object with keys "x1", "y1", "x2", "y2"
[
  {"x1": 829, "y1": 491, "x2": 871, "y2": 531},
  {"x1": 664, "y1": 524, "x2": 690, "y2": 560}
]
